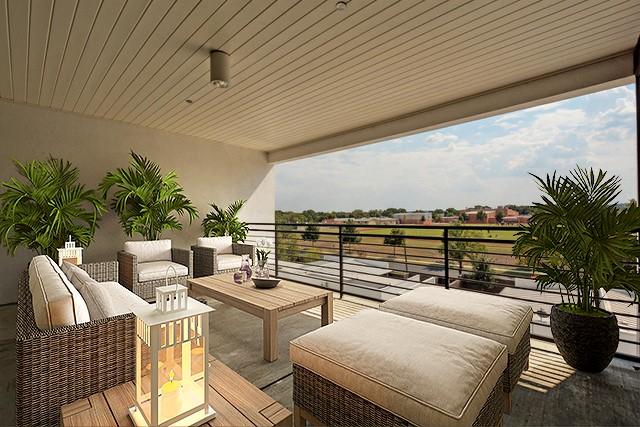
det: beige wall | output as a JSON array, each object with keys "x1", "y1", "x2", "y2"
[{"x1": 0, "y1": 100, "x2": 274, "y2": 304}]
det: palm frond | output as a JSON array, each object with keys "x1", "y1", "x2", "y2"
[
  {"x1": 0, "y1": 157, "x2": 105, "y2": 257},
  {"x1": 100, "y1": 151, "x2": 198, "y2": 240},
  {"x1": 513, "y1": 166, "x2": 640, "y2": 311},
  {"x1": 201, "y1": 200, "x2": 248, "y2": 242}
]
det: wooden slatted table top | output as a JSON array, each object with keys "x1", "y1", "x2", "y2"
[
  {"x1": 188, "y1": 273, "x2": 331, "y2": 312},
  {"x1": 61, "y1": 356, "x2": 292, "y2": 427}
]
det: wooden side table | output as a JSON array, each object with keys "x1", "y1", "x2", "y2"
[{"x1": 61, "y1": 356, "x2": 292, "y2": 427}]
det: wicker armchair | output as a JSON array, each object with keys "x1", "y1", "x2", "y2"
[
  {"x1": 192, "y1": 240, "x2": 255, "y2": 278},
  {"x1": 118, "y1": 245, "x2": 193, "y2": 301},
  {"x1": 16, "y1": 261, "x2": 135, "y2": 427}
]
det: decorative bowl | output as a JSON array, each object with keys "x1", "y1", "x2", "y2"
[{"x1": 252, "y1": 278, "x2": 280, "y2": 289}]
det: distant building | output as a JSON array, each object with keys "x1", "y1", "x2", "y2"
[
  {"x1": 439, "y1": 215, "x2": 460, "y2": 224},
  {"x1": 392, "y1": 212, "x2": 433, "y2": 224},
  {"x1": 464, "y1": 210, "x2": 496, "y2": 224},
  {"x1": 497, "y1": 206, "x2": 520, "y2": 217},
  {"x1": 502, "y1": 215, "x2": 531, "y2": 224}
]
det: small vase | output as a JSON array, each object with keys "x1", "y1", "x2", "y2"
[
  {"x1": 240, "y1": 255, "x2": 252, "y2": 280},
  {"x1": 255, "y1": 263, "x2": 270, "y2": 279},
  {"x1": 233, "y1": 271, "x2": 244, "y2": 284}
]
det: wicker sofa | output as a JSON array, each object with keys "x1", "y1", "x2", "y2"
[
  {"x1": 118, "y1": 239, "x2": 193, "y2": 300},
  {"x1": 16, "y1": 261, "x2": 137, "y2": 427},
  {"x1": 191, "y1": 236, "x2": 255, "y2": 277}
]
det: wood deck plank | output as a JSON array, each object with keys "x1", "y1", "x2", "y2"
[
  {"x1": 62, "y1": 393, "x2": 117, "y2": 427},
  {"x1": 207, "y1": 358, "x2": 276, "y2": 426},
  {"x1": 103, "y1": 383, "x2": 136, "y2": 427},
  {"x1": 61, "y1": 356, "x2": 291, "y2": 427}
]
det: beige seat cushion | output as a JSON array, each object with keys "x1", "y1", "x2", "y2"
[
  {"x1": 197, "y1": 236, "x2": 233, "y2": 254},
  {"x1": 124, "y1": 239, "x2": 172, "y2": 263},
  {"x1": 380, "y1": 286, "x2": 533, "y2": 353},
  {"x1": 216, "y1": 254, "x2": 242, "y2": 270},
  {"x1": 290, "y1": 310, "x2": 507, "y2": 427},
  {"x1": 82, "y1": 281, "x2": 147, "y2": 319},
  {"x1": 137, "y1": 261, "x2": 188, "y2": 282},
  {"x1": 28, "y1": 255, "x2": 90, "y2": 330},
  {"x1": 60, "y1": 261, "x2": 93, "y2": 291}
]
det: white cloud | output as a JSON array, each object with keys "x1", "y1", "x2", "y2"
[
  {"x1": 276, "y1": 86, "x2": 637, "y2": 211},
  {"x1": 424, "y1": 132, "x2": 459, "y2": 145}
]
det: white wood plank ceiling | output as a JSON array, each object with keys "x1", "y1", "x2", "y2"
[{"x1": 0, "y1": 0, "x2": 638, "y2": 158}]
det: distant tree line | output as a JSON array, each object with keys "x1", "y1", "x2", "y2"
[
  {"x1": 276, "y1": 208, "x2": 408, "y2": 223},
  {"x1": 276, "y1": 205, "x2": 534, "y2": 224}
]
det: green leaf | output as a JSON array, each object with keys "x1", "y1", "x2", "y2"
[
  {"x1": 99, "y1": 151, "x2": 198, "y2": 241},
  {"x1": 513, "y1": 166, "x2": 640, "y2": 310},
  {"x1": 0, "y1": 157, "x2": 105, "y2": 256}
]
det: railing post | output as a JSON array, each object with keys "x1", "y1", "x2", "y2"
[
  {"x1": 443, "y1": 228, "x2": 450, "y2": 289},
  {"x1": 274, "y1": 224, "x2": 279, "y2": 277},
  {"x1": 338, "y1": 224, "x2": 344, "y2": 298}
]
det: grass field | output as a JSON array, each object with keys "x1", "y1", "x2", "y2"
[{"x1": 274, "y1": 224, "x2": 530, "y2": 278}]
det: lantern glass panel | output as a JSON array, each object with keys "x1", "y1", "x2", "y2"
[{"x1": 136, "y1": 325, "x2": 153, "y2": 423}]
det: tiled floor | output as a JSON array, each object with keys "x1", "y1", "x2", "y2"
[{"x1": 1, "y1": 297, "x2": 639, "y2": 426}]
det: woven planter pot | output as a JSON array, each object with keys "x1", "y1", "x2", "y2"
[{"x1": 550, "y1": 304, "x2": 619, "y2": 373}]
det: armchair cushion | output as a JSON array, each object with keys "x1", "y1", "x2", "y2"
[
  {"x1": 28, "y1": 255, "x2": 90, "y2": 330},
  {"x1": 217, "y1": 254, "x2": 243, "y2": 270},
  {"x1": 123, "y1": 239, "x2": 172, "y2": 263},
  {"x1": 197, "y1": 236, "x2": 232, "y2": 254},
  {"x1": 138, "y1": 261, "x2": 188, "y2": 282}
]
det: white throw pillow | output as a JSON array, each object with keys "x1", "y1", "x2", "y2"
[
  {"x1": 197, "y1": 236, "x2": 233, "y2": 254},
  {"x1": 60, "y1": 261, "x2": 94, "y2": 291},
  {"x1": 80, "y1": 281, "x2": 116, "y2": 320},
  {"x1": 123, "y1": 239, "x2": 172, "y2": 263}
]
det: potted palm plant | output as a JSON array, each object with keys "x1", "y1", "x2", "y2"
[
  {"x1": 201, "y1": 200, "x2": 249, "y2": 242},
  {"x1": 99, "y1": 151, "x2": 198, "y2": 240},
  {"x1": 513, "y1": 167, "x2": 640, "y2": 372},
  {"x1": 0, "y1": 157, "x2": 105, "y2": 258}
]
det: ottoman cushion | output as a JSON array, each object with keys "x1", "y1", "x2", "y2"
[
  {"x1": 290, "y1": 309, "x2": 507, "y2": 427},
  {"x1": 380, "y1": 286, "x2": 533, "y2": 353}
]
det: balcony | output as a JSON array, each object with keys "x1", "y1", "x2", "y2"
[{"x1": 247, "y1": 222, "x2": 640, "y2": 361}]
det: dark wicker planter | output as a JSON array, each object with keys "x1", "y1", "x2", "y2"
[{"x1": 550, "y1": 304, "x2": 619, "y2": 373}]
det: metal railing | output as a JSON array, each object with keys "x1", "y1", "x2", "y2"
[{"x1": 246, "y1": 222, "x2": 640, "y2": 361}]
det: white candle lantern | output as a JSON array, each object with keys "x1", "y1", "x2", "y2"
[
  {"x1": 58, "y1": 237, "x2": 83, "y2": 266},
  {"x1": 128, "y1": 294, "x2": 215, "y2": 426}
]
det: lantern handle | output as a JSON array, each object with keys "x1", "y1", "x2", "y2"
[{"x1": 165, "y1": 265, "x2": 178, "y2": 290}]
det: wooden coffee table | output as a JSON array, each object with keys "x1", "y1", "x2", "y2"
[
  {"x1": 60, "y1": 356, "x2": 291, "y2": 427},
  {"x1": 188, "y1": 274, "x2": 333, "y2": 362}
]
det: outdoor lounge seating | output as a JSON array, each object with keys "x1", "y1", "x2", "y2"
[
  {"x1": 16, "y1": 256, "x2": 146, "y2": 427},
  {"x1": 191, "y1": 236, "x2": 255, "y2": 277},
  {"x1": 118, "y1": 239, "x2": 193, "y2": 300},
  {"x1": 379, "y1": 286, "x2": 533, "y2": 402},
  {"x1": 290, "y1": 309, "x2": 508, "y2": 427}
]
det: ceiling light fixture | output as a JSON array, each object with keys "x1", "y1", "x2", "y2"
[
  {"x1": 336, "y1": 1, "x2": 347, "y2": 11},
  {"x1": 210, "y1": 50, "x2": 230, "y2": 88}
]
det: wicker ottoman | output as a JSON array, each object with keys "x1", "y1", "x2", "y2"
[
  {"x1": 290, "y1": 310, "x2": 507, "y2": 427},
  {"x1": 380, "y1": 286, "x2": 533, "y2": 403}
]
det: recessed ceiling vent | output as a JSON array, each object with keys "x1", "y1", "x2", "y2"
[{"x1": 210, "y1": 50, "x2": 230, "y2": 88}]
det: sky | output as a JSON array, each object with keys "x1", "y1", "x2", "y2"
[{"x1": 275, "y1": 84, "x2": 637, "y2": 212}]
